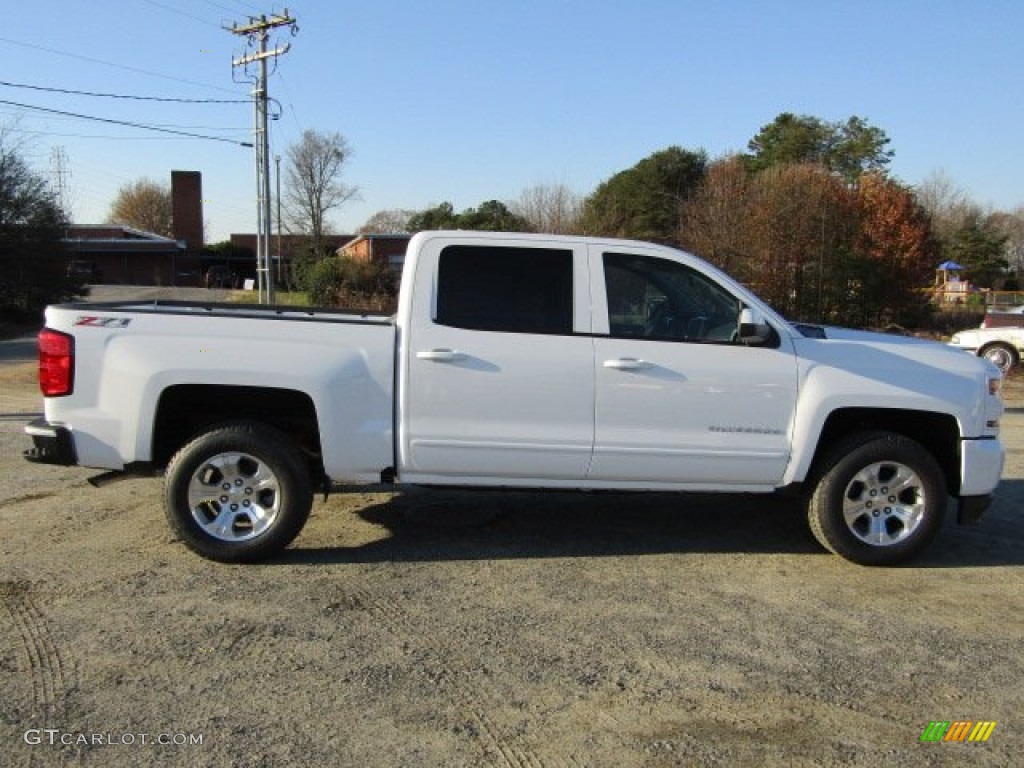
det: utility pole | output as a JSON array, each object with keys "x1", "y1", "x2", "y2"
[
  {"x1": 227, "y1": 10, "x2": 297, "y2": 304},
  {"x1": 275, "y1": 154, "x2": 282, "y2": 287}
]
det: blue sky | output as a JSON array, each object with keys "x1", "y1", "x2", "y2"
[{"x1": 2, "y1": 0, "x2": 1022, "y2": 242}]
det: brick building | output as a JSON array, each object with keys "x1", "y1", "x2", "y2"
[
  {"x1": 337, "y1": 234, "x2": 412, "y2": 273},
  {"x1": 63, "y1": 225, "x2": 191, "y2": 285},
  {"x1": 64, "y1": 169, "x2": 205, "y2": 285}
]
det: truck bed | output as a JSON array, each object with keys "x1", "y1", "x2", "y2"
[
  {"x1": 34, "y1": 299, "x2": 398, "y2": 482},
  {"x1": 64, "y1": 299, "x2": 395, "y2": 326}
]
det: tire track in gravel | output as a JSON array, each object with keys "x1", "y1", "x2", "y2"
[
  {"x1": 2, "y1": 580, "x2": 77, "y2": 768},
  {"x1": 345, "y1": 588, "x2": 581, "y2": 768},
  {"x1": 0, "y1": 492, "x2": 57, "y2": 508},
  {"x1": 1, "y1": 581, "x2": 74, "y2": 720}
]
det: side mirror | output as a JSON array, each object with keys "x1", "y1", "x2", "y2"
[{"x1": 737, "y1": 307, "x2": 771, "y2": 345}]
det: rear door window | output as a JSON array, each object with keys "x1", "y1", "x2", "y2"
[{"x1": 436, "y1": 245, "x2": 574, "y2": 334}]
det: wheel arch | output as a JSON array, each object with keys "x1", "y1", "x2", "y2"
[
  {"x1": 803, "y1": 408, "x2": 961, "y2": 496},
  {"x1": 152, "y1": 384, "x2": 323, "y2": 475}
]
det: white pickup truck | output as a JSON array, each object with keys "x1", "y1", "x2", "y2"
[{"x1": 25, "y1": 231, "x2": 1005, "y2": 566}]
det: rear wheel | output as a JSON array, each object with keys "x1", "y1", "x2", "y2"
[
  {"x1": 807, "y1": 431, "x2": 947, "y2": 566},
  {"x1": 165, "y1": 421, "x2": 313, "y2": 563},
  {"x1": 979, "y1": 342, "x2": 1018, "y2": 376}
]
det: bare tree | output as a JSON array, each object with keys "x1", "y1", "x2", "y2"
[
  {"x1": 510, "y1": 184, "x2": 583, "y2": 234},
  {"x1": 915, "y1": 170, "x2": 978, "y2": 241},
  {"x1": 989, "y1": 207, "x2": 1024, "y2": 278},
  {"x1": 107, "y1": 178, "x2": 173, "y2": 236},
  {"x1": 680, "y1": 155, "x2": 753, "y2": 275},
  {"x1": 357, "y1": 208, "x2": 416, "y2": 235},
  {"x1": 283, "y1": 129, "x2": 358, "y2": 253}
]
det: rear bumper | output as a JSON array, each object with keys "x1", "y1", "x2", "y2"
[{"x1": 23, "y1": 419, "x2": 77, "y2": 466}]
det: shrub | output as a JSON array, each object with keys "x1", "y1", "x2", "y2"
[
  {"x1": 303, "y1": 258, "x2": 345, "y2": 306},
  {"x1": 302, "y1": 255, "x2": 396, "y2": 311}
]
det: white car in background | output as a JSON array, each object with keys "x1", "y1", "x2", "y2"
[{"x1": 950, "y1": 324, "x2": 1023, "y2": 375}]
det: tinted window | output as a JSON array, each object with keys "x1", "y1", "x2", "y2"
[
  {"x1": 604, "y1": 252, "x2": 741, "y2": 342},
  {"x1": 437, "y1": 246, "x2": 573, "y2": 334}
]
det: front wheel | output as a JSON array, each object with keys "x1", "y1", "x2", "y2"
[
  {"x1": 165, "y1": 421, "x2": 313, "y2": 563},
  {"x1": 807, "y1": 432, "x2": 947, "y2": 566},
  {"x1": 979, "y1": 342, "x2": 1018, "y2": 376}
]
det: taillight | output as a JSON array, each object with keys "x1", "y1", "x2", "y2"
[{"x1": 39, "y1": 328, "x2": 74, "y2": 397}]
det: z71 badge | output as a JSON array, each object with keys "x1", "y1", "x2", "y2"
[{"x1": 74, "y1": 316, "x2": 132, "y2": 328}]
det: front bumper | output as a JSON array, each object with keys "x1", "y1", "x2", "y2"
[
  {"x1": 960, "y1": 437, "x2": 1004, "y2": 496},
  {"x1": 24, "y1": 419, "x2": 77, "y2": 466}
]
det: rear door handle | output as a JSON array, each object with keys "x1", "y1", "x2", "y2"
[
  {"x1": 416, "y1": 348, "x2": 466, "y2": 362},
  {"x1": 603, "y1": 358, "x2": 652, "y2": 371}
]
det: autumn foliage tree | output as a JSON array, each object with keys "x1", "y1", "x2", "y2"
[
  {"x1": 748, "y1": 165, "x2": 852, "y2": 321},
  {"x1": 107, "y1": 178, "x2": 173, "y2": 236},
  {"x1": 853, "y1": 173, "x2": 938, "y2": 326},
  {"x1": 678, "y1": 156, "x2": 753, "y2": 276},
  {"x1": 682, "y1": 160, "x2": 858, "y2": 322},
  {"x1": 683, "y1": 166, "x2": 937, "y2": 327},
  {"x1": 678, "y1": 114, "x2": 941, "y2": 328}
]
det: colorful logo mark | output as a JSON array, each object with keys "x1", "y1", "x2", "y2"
[{"x1": 920, "y1": 721, "x2": 997, "y2": 743}]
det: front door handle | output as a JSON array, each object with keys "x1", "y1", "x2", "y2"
[
  {"x1": 603, "y1": 358, "x2": 652, "y2": 371},
  {"x1": 416, "y1": 348, "x2": 466, "y2": 363}
]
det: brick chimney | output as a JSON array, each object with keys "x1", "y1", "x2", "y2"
[{"x1": 171, "y1": 170, "x2": 203, "y2": 253}]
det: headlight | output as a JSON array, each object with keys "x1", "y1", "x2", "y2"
[{"x1": 950, "y1": 334, "x2": 961, "y2": 344}]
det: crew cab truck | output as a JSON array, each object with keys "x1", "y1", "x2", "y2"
[{"x1": 26, "y1": 231, "x2": 1006, "y2": 566}]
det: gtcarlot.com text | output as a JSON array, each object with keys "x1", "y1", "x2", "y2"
[{"x1": 24, "y1": 729, "x2": 203, "y2": 747}]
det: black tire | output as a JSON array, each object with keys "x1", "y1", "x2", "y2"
[
  {"x1": 165, "y1": 421, "x2": 313, "y2": 563},
  {"x1": 979, "y1": 342, "x2": 1018, "y2": 376},
  {"x1": 807, "y1": 431, "x2": 947, "y2": 566}
]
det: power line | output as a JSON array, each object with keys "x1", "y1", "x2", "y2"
[
  {"x1": 2, "y1": 109, "x2": 246, "y2": 132},
  {"x1": 0, "y1": 35, "x2": 242, "y2": 96},
  {"x1": 140, "y1": 0, "x2": 223, "y2": 28},
  {"x1": 3, "y1": 127, "x2": 229, "y2": 141},
  {"x1": 203, "y1": 0, "x2": 264, "y2": 16},
  {"x1": 0, "y1": 99, "x2": 253, "y2": 147},
  {"x1": 275, "y1": 69, "x2": 305, "y2": 133},
  {"x1": 0, "y1": 79, "x2": 249, "y2": 104}
]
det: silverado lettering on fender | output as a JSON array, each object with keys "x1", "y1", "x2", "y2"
[{"x1": 25, "y1": 231, "x2": 1006, "y2": 565}]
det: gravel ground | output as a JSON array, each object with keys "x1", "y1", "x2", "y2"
[{"x1": 1, "y1": 355, "x2": 1021, "y2": 767}]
